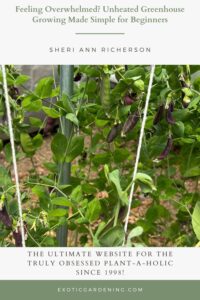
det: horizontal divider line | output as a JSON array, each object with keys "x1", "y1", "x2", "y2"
[{"x1": 75, "y1": 32, "x2": 125, "y2": 35}]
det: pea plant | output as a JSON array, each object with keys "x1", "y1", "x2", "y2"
[{"x1": 0, "y1": 65, "x2": 200, "y2": 247}]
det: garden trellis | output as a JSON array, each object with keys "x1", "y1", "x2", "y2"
[{"x1": 123, "y1": 65, "x2": 155, "y2": 244}]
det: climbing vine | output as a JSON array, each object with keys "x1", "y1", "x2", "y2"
[{"x1": 0, "y1": 65, "x2": 200, "y2": 247}]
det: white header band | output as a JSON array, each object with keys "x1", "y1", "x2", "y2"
[{"x1": 0, "y1": 0, "x2": 199, "y2": 64}]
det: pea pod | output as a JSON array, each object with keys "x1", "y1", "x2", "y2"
[
  {"x1": 9, "y1": 86, "x2": 19, "y2": 100},
  {"x1": 13, "y1": 228, "x2": 23, "y2": 247},
  {"x1": 180, "y1": 79, "x2": 188, "y2": 88},
  {"x1": 153, "y1": 104, "x2": 164, "y2": 125},
  {"x1": 183, "y1": 95, "x2": 191, "y2": 108},
  {"x1": 100, "y1": 67, "x2": 111, "y2": 112},
  {"x1": 166, "y1": 103, "x2": 175, "y2": 125},
  {"x1": 124, "y1": 93, "x2": 137, "y2": 106},
  {"x1": 158, "y1": 136, "x2": 173, "y2": 160},
  {"x1": 74, "y1": 72, "x2": 82, "y2": 82},
  {"x1": 107, "y1": 124, "x2": 122, "y2": 143},
  {"x1": 0, "y1": 206, "x2": 12, "y2": 228},
  {"x1": 122, "y1": 111, "x2": 140, "y2": 136},
  {"x1": 124, "y1": 95, "x2": 134, "y2": 105}
]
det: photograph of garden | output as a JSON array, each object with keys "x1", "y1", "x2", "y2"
[{"x1": 0, "y1": 65, "x2": 200, "y2": 247}]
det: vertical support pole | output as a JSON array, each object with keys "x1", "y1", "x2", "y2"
[{"x1": 57, "y1": 65, "x2": 74, "y2": 247}]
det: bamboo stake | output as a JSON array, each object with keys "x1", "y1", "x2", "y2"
[{"x1": 57, "y1": 65, "x2": 74, "y2": 247}]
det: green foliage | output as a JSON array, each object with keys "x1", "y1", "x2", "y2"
[
  {"x1": 192, "y1": 201, "x2": 200, "y2": 241},
  {"x1": 98, "y1": 226, "x2": 125, "y2": 247},
  {"x1": 1, "y1": 64, "x2": 200, "y2": 247}
]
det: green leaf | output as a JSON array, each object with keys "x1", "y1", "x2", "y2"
[
  {"x1": 95, "y1": 119, "x2": 109, "y2": 128},
  {"x1": 14, "y1": 75, "x2": 30, "y2": 86},
  {"x1": 133, "y1": 79, "x2": 144, "y2": 91},
  {"x1": 126, "y1": 226, "x2": 143, "y2": 246},
  {"x1": 32, "y1": 133, "x2": 43, "y2": 148},
  {"x1": 66, "y1": 136, "x2": 84, "y2": 162},
  {"x1": 35, "y1": 77, "x2": 54, "y2": 98},
  {"x1": 172, "y1": 121, "x2": 185, "y2": 137},
  {"x1": 184, "y1": 167, "x2": 200, "y2": 178},
  {"x1": 4, "y1": 143, "x2": 12, "y2": 163},
  {"x1": 109, "y1": 169, "x2": 128, "y2": 205},
  {"x1": 178, "y1": 137, "x2": 195, "y2": 144},
  {"x1": 146, "y1": 205, "x2": 170, "y2": 223},
  {"x1": 29, "y1": 117, "x2": 43, "y2": 128},
  {"x1": 66, "y1": 113, "x2": 79, "y2": 126},
  {"x1": 82, "y1": 183, "x2": 97, "y2": 194},
  {"x1": 51, "y1": 86, "x2": 60, "y2": 97},
  {"x1": 113, "y1": 148, "x2": 130, "y2": 163},
  {"x1": 135, "y1": 173, "x2": 156, "y2": 192},
  {"x1": 61, "y1": 94, "x2": 74, "y2": 113},
  {"x1": 20, "y1": 133, "x2": 35, "y2": 155},
  {"x1": 32, "y1": 185, "x2": 48, "y2": 199},
  {"x1": 48, "y1": 209, "x2": 67, "y2": 217},
  {"x1": 51, "y1": 133, "x2": 68, "y2": 162},
  {"x1": 188, "y1": 96, "x2": 200, "y2": 109},
  {"x1": 42, "y1": 237, "x2": 56, "y2": 246},
  {"x1": 92, "y1": 153, "x2": 111, "y2": 166},
  {"x1": 172, "y1": 109, "x2": 191, "y2": 122},
  {"x1": 124, "y1": 67, "x2": 145, "y2": 79},
  {"x1": 40, "y1": 176, "x2": 55, "y2": 186},
  {"x1": 31, "y1": 185, "x2": 49, "y2": 209},
  {"x1": 51, "y1": 197, "x2": 72, "y2": 207},
  {"x1": 43, "y1": 162, "x2": 58, "y2": 173},
  {"x1": 22, "y1": 96, "x2": 42, "y2": 112},
  {"x1": 94, "y1": 222, "x2": 107, "y2": 239},
  {"x1": 86, "y1": 198, "x2": 102, "y2": 222},
  {"x1": 193, "y1": 76, "x2": 200, "y2": 90},
  {"x1": 70, "y1": 185, "x2": 82, "y2": 203},
  {"x1": 99, "y1": 226, "x2": 125, "y2": 246},
  {"x1": 42, "y1": 106, "x2": 60, "y2": 118},
  {"x1": 192, "y1": 201, "x2": 200, "y2": 240},
  {"x1": 79, "y1": 65, "x2": 100, "y2": 77},
  {"x1": 0, "y1": 166, "x2": 12, "y2": 188}
]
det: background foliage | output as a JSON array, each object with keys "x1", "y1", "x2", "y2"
[{"x1": 0, "y1": 65, "x2": 200, "y2": 247}]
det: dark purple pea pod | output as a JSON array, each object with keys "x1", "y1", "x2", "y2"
[
  {"x1": 123, "y1": 93, "x2": 137, "y2": 105},
  {"x1": 43, "y1": 117, "x2": 57, "y2": 136},
  {"x1": 9, "y1": 86, "x2": 19, "y2": 100},
  {"x1": 107, "y1": 124, "x2": 122, "y2": 143},
  {"x1": 0, "y1": 206, "x2": 12, "y2": 228},
  {"x1": 122, "y1": 111, "x2": 140, "y2": 135},
  {"x1": 158, "y1": 136, "x2": 173, "y2": 160},
  {"x1": 153, "y1": 104, "x2": 164, "y2": 125},
  {"x1": 180, "y1": 79, "x2": 188, "y2": 88},
  {"x1": 166, "y1": 103, "x2": 175, "y2": 125},
  {"x1": 13, "y1": 228, "x2": 23, "y2": 247},
  {"x1": 124, "y1": 95, "x2": 134, "y2": 105},
  {"x1": 74, "y1": 72, "x2": 82, "y2": 82}
]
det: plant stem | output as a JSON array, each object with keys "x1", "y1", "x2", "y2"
[
  {"x1": 57, "y1": 65, "x2": 74, "y2": 247},
  {"x1": 187, "y1": 143, "x2": 194, "y2": 170},
  {"x1": 27, "y1": 229, "x2": 41, "y2": 247},
  {"x1": 26, "y1": 181, "x2": 68, "y2": 198},
  {"x1": 114, "y1": 200, "x2": 120, "y2": 227},
  {"x1": 167, "y1": 157, "x2": 170, "y2": 178}
]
